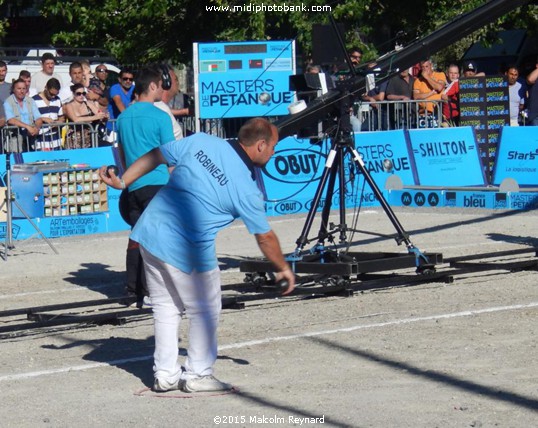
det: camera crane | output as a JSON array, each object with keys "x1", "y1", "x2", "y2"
[{"x1": 240, "y1": 0, "x2": 533, "y2": 291}]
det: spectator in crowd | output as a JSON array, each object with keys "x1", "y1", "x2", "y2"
[
  {"x1": 361, "y1": 80, "x2": 388, "y2": 131},
  {"x1": 385, "y1": 69, "x2": 415, "y2": 128},
  {"x1": 94, "y1": 64, "x2": 110, "y2": 101},
  {"x1": 461, "y1": 61, "x2": 485, "y2": 78},
  {"x1": 59, "y1": 62, "x2": 84, "y2": 104},
  {"x1": 31, "y1": 53, "x2": 63, "y2": 95},
  {"x1": 331, "y1": 48, "x2": 363, "y2": 82},
  {"x1": 413, "y1": 59, "x2": 446, "y2": 118},
  {"x1": 4, "y1": 78, "x2": 43, "y2": 151},
  {"x1": 0, "y1": 60, "x2": 12, "y2": 102},
  {"x1": 63, "y1": 83, "x2": 107, "y2": 149},
  {"x1": 386, "y1": 69, "x2": 415, "y2": 101},
  {"x1": 32, "y1": 78, "x2": 64, "y2": 151},
  {"x1": 154, "y1": 65, "x2": 183, "y2": 140},
  {"x1": 349, "y1": 48, "x2": 363, "y2": 68},
  {"x1": 80, "y1": 59, "x2": 93, "y2": 88},
  {"x1": 86, "y1": 77, "x2": 109, "y2": 111},
  {"x1": 108, "y1": 68, "x2": 135, "y2": 121},
  {"x1": 116, "y1": 66, "x2": 175, "y2": 308},
  {"x1": 168, "y1": 87, "x2": 193, "y2": 122},
  {"x1": 526, "y1": 56, "x2": 538, "y2": 126},
  {"x1": 505, "y1": 64, "x2": 526, "y2": 126},
  {"x1": 305, "y1": 64, "x2": 321, "y2": 74},
  {"x1": 86, "y1": 77, "x2": 111, "y2": 146},
  {"x1": 99, "y1": 117, "x2": 295, "y2": 393},
  {"x1": 64, "y1": 83, "x2": 107, "y2": 123},
  {"x1": 18, "y1": 70, "x2": 32, "y2": 96},
  {"x1": 441, "y1": 63, "x2": 460, "y2": 126},
  {"x1": 0, "y1": 103, "x2": 5, "y2": 127}
]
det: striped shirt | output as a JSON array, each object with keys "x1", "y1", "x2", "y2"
[{"x1": 32, "y1": 94, "x2": 63, "y2": 150}]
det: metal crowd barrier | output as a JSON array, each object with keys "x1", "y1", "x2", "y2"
[
  {"x1": 353, "y1": 99, "x2": 445, "y2": 132},
  {"x1": 0, "y1": 117, "x2": 207, "y2": 155},
  {"x1": 0, "y1": 121, "x2": 117, "y2": 155}
]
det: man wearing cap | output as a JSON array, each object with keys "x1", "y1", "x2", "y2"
[
  {"x1": 31, "y1": 53, "x2": 63, "y2": 94},
  {"x1": 87, "y1": 77, "x2": 109, "y2": 110},
  {"x1": 462, "y1": 61, "x2": 485, "y2": 78}
]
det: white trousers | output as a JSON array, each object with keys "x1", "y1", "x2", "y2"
[{"x1": 140, "y1": 246, "x2": 222, "y2": 383}]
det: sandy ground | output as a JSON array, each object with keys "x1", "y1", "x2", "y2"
[{"x1": 0, "y1": 206, "x2": 537, "y2": 427}]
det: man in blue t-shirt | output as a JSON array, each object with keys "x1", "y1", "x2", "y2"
[
  {"x1": 108, "y1": 68, "x2": 135, "y2": 120},
  {"x1": 117, "y1": 67, "x2": 174, "y2": 308},
  {"x1": 101, "y1": 118, "x2": 295, "y2": 394}
]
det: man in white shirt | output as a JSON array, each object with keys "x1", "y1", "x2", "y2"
[
  {"x1": 506, "y1": 65, "x2": 525, "y2": 126},
  {"x1": 31, "y1": 53, "x2": 63, "y2": 94},
  {"x1": 154, "y1": 65, "x2": 183, "y2": 140}
]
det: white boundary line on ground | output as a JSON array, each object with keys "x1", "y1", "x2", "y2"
[{"x1": 1, "y1": 301, "x2": 537, "y2": 383}]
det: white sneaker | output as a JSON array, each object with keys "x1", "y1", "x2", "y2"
[
  {"x1": 179, "y1": 375, "x2": 233, "y2": 393},
  {"x1": 141, "y1": 296, "x2": 152, "y2": 308},
  {"x1": 153, "y1": 377, "x2": 180, "y2": 392}
]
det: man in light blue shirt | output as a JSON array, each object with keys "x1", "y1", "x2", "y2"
[
  {"x1": 4, "y1": 78, "x2": 43, "y2": 152},
  {"x1": 101, "y1": 118, "x2": 295, "y2": 394}
]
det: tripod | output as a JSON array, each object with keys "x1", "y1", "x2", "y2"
[
  {"x1": 1, "y1": 152, "x2": 58, "y2": 261},
  {"x1": 290, "y1": 101, "x2": 432, "y2": 271}
]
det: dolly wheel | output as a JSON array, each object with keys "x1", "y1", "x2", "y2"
[
  {"x1": 244, "y1": 272, "x2": 268, "y2": 287},
  {"x1": 416, "y1": 265, "x2": 436, "y2": 275}
]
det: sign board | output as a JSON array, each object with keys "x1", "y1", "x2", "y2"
[
  {"x1": 0, "y1": 148, "x2": 128, "y2": 241},
  {"x1": 459, "y1": 76, "x2": 509, "y2": 179},
  {"x1": 194, "y1": 41, "x2": 295, "y2": 119},
  {"x1": 492, "y1": 126, "x2": 538, "y2": 186},
  {"x1": 354, "y1": 130, "x2": 415, "y2": 186},
  {"x1": 407, "y1": 127, "x2": 486, "y2": 186}
]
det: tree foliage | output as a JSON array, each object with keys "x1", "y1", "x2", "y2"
[
  {"x1": 0, "y1": 0, "x2": 9, "y2": 39},
  {"x1": 39, "y1": 0, "x2": 538, "y2": 68}
]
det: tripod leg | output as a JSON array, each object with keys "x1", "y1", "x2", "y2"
[
  {"x1": 11, "y1": 199, "x2": 59, "y2": 255},
  {"x1": 317, "y1": 146, "x2": 340, "y2": 244},
  {"x1": 349, "y1": 146, "x2": 412, "y2": 247},
  {"x1": 295, "y1": 140, "x2": 339, "y2": 250},
  {"x1": 0, "y1": 199, "x2": 8, "y2": 260}
]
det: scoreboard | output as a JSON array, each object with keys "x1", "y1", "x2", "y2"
[{"x1": 194, "y1": 41, "x2": 295, "y2": 119}]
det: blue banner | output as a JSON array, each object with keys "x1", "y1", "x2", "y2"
[
  {"x1": 260, "y1": 134, "x2": 404, "y2": 216},
  {"x1": 492, "y1": 127, "x2": 538, "y2": 186},
  {"x1": 0, "y1": 147, "x2": 129, "y2": 241},
  {"x1": 195, "y1": 41, "x2": 295, "y2": 119},
  {"x1": 388, "y1": 189, "x2": 509, "y2": 209},
  {"x1": 354, "y1": 130, "x2": 415, "y2": 185},
  {"x1": 261, "y1": 136, "x2": 331, "y2": 216},
  {"x1": 407, "y1": 127, "x2": 486, "y2": 186}
]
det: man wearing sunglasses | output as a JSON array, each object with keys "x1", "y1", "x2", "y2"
[
  {"x1": 108, "y1": 68, "x2": 135, "y2": 121},
  {"x1": 95, "y1": 64, "x2": 110, "y2": 98}
]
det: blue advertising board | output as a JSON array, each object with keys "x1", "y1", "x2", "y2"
[
  {"x1": 387, "y1": 189, "x2": 444, "y2": 208},
  {"x1": 260, "y1": 132, "x2": 416, "y2": 216},
  {"x1": 407, "y1": 127, "x2": 486, "y2": 186},
  {"x1": 387, "y1": 189, "x2": 510, "y2": 210},
  {"x1": 194, "y1": 41, "x2": 295, "y2": 119},
  {"x1": 354, "y1": 130, "x2": 415, "y2": 185},
  {"x1": 261, "y1": 136, "x2": 331, "y2": 216},
  {"x1": 0, "y1": 147, "x2": 128, "y2": 241},
  {"x1": 492, "y1": 127, "x2": 538, "y2": 187}
]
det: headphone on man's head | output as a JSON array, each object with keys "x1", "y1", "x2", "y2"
[{"x1": 159, "y1": 64, "x2": 172, "y2": 91}]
